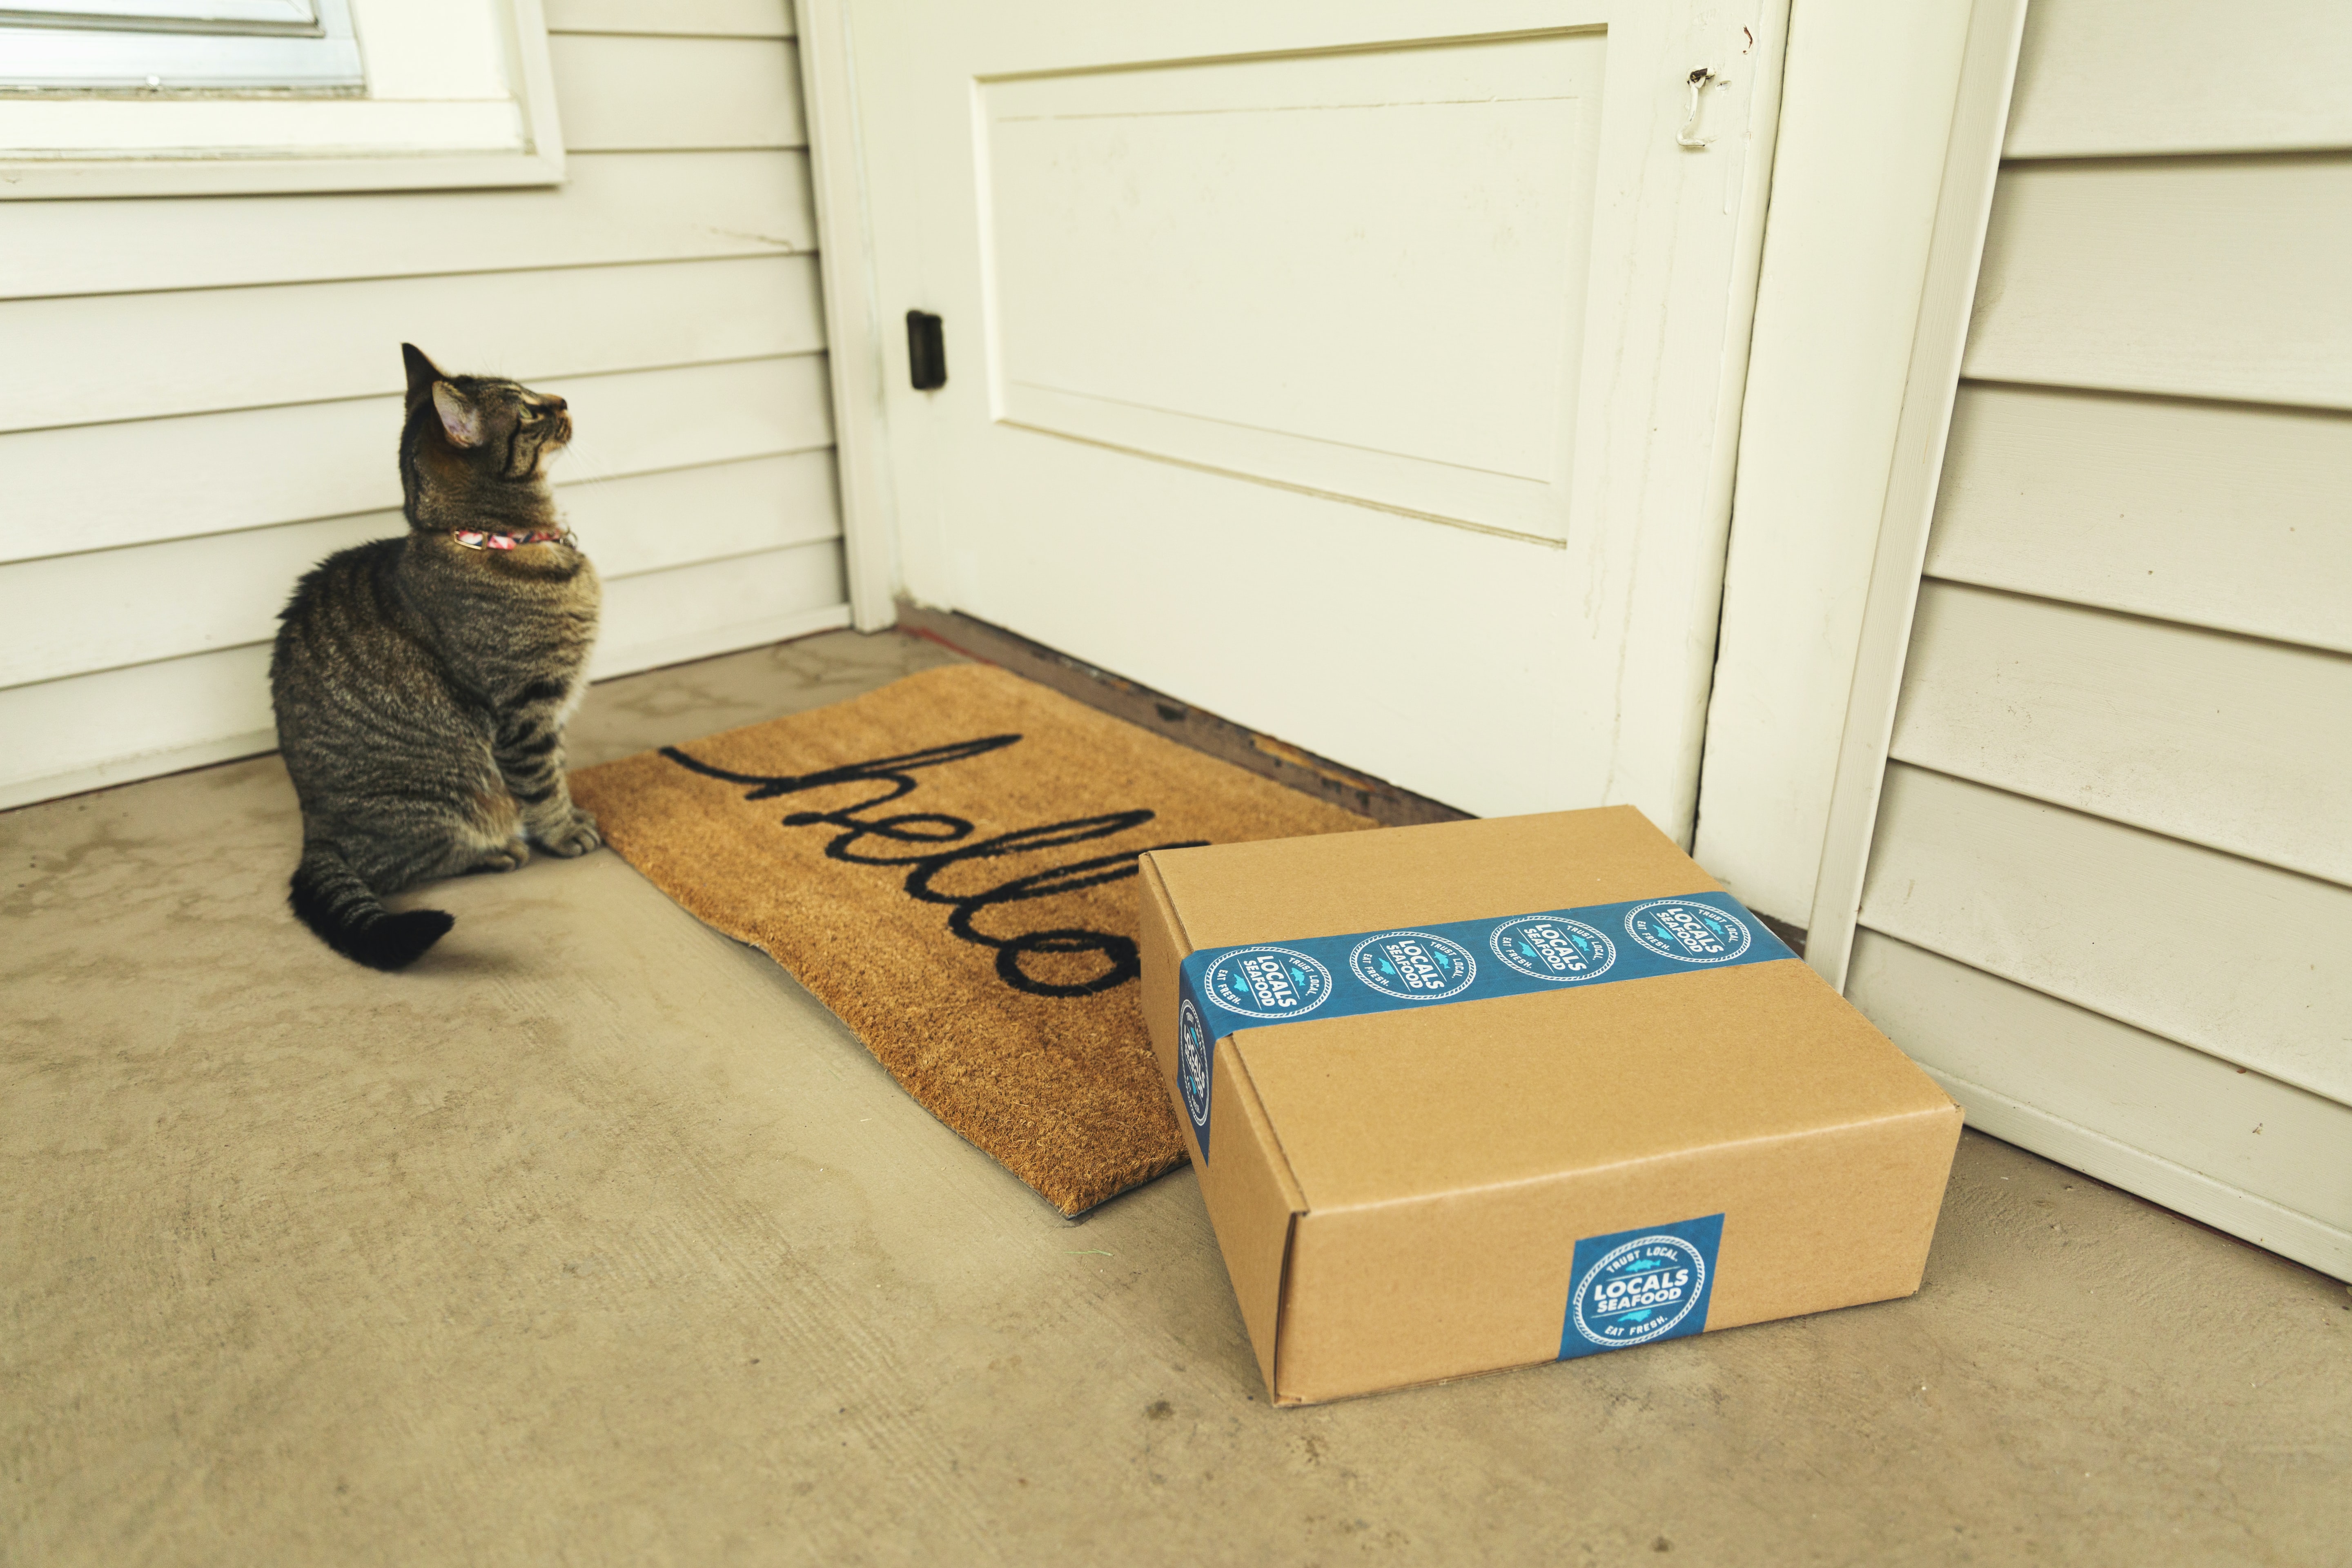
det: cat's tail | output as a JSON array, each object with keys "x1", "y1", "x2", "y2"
[{"x1": 288, "y1": 841, "x2": 453, "y2": 971}]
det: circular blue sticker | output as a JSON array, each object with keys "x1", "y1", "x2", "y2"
[
  {"x1": 1347, "y1": 930, "x2": 1477, "y2": 1001},
  {"x1": 1624, "y1": 900, "x2": 1753, "y2": 965},
  {"x1": 1488, "y1": 914, "x2": 1616, "y2": 984},
  {"x1": 1568, "y1": 1234, "x2": 1709, "y2": 1350},
  {"x1": 1200, "y1": 945, "x2": 1333, "y2": 1020},
  {"x1": 1176, "y1": 998, "x2": 1211, "y2": 1131}
]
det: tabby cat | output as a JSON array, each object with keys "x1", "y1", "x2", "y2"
[{"x1": 270, "y1": 344, "x2": 601, "y2": 971}]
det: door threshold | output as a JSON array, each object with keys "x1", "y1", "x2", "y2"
[{"x1": 892, "y1": 600, "x2": 1468, "y2": 829}]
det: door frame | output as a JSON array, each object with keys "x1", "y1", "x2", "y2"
[
  {"x1": 795, "y1": 0, "x2": 2027, "y2": 948},
  {"x1": 1689, "y1": 0, "x2": 2027, "y2": 961},
  {"x1": 1782, "y1": 0, "x2": 2030, "y2": 985},
  {"x1": 797, "y1": 0, "x2": 901, "y2": 633}
]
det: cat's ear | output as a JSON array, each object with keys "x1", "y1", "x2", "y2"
[
  {"x1": 401, "y1": 343, "x2": 446, "y2": 412},
  {"x1": 431, "y1": 381, "x2": 486, "y2": 448}
]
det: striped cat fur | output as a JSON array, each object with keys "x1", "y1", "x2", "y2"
[{"x1": 270, "y1": 345, "x2": 602, "y2": 970}]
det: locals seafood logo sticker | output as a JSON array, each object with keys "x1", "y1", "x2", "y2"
[
  {"x1": 1488, "y1": 914, "x2": 1615, "y2": 983},
  {"x1": 1624, "y1": 899, "x2": 1753, "y2": 964},
  {"x1": 1177, "y1": 998, "x2": 1212, "y2": 1131},
  {"x1": 1559, "y1": 1214, "x2": 1724, "y2": 1360},
  {"x1": 1348, "y1": 930, "x2": 1477, "y2": 1000},
  {"x1": 1572, "y1": 1236, "x2": 1706, "y2": 1348},
  {"x1": 1201, "y1": 946, "x2": 1332, "y2": 1020}
]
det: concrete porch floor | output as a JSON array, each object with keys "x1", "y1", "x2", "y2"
[{"x1": 5, "y1": 628, "x2": 2346, "y2": 1567}]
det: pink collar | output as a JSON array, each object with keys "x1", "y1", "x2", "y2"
[{"x1": 448, "y1": 528, "x2": 572, "y2": 552}]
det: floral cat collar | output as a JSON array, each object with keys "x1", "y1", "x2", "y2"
[{"x1": 448, "y1": 528, "x2": 573, "y2": 552}]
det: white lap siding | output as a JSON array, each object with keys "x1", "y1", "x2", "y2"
[
  {"x1": 0, "y1": 0, "x2": 847, "y2": 808},
  {"x1": 1841, "y1": 0, "x2": 2352, "y2": 1279}
]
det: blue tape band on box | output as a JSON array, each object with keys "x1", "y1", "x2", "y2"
[{"x1": 1173, "y1": 889, "x2": 1791, "y2": 1159}]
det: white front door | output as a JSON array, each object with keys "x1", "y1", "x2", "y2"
[{"x1": 849, "y1": 0, "x2": 1784, "y2": 833}]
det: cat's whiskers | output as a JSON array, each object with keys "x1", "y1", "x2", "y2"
[{"x1": 546, "y1": 429, "x2": 611, "y2": 486}]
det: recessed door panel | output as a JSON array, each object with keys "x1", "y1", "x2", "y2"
[{"x1": 980, "y1": 30, "x2": 1606, "y2": 539}]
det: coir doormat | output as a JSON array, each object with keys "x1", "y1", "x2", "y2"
[{"x1": 569, "y1": 664, "x2": 1375, "y2": 1215}]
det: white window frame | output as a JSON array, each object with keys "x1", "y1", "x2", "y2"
[
  {"x1": 0, "y1": 0, "x2": 564, "y2": 198},
  {"x1": 0, "y1": 2, "x2": 365, "y2": 92}
]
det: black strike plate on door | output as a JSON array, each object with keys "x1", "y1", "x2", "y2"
[{"x1": 906, "y1": 310, "x2": 947, "y2": 391}]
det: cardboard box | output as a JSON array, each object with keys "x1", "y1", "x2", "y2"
[{"x1": 1136, "y1": 806, "x2": 1962, "y2": 1405}]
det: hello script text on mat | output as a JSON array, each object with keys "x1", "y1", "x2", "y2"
[{"x1": 568, "y1": 665, "x2": 1373, "y2": 1215}]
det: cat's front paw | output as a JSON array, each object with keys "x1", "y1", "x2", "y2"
[
  {"x1": 472, "y1": 840, "x2": 531, "y2": 873},
  {"x1": 539, "y1": 809, "x2": 601, "y2": 858}
]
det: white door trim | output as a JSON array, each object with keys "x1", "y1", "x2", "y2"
[
  {"x1": 798, "y1": 0, "x2": 900, "y2": 632},
  {"x1": 1692, "y1": 0, "x2": 2028, "y2": 949},
  {"x1": 1797, "y1": 0, "x2": 2027, "y2": 987}
]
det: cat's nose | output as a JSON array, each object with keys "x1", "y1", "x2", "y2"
[{"x1": 543, "y1": 395, "x2": 568, "y2": 412}]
